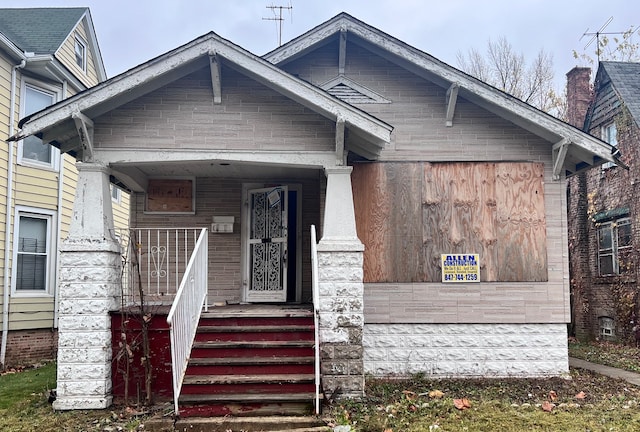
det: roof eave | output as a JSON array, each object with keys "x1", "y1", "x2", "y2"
[{"x1": 11, "y1": 32, "x2": 392, "y2": 154}]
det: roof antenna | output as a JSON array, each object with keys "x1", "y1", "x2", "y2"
[
  {"x1": 263, "y1": 2, "x2": 293, "y2": 47},
  {"x1": 580, "y1": 16, "x2": 630, "y2": 61}
]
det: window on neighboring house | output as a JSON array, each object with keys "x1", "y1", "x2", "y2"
[
  {"x1": 601, "y1": 122, "x2": 618, "y2": 169},
  {"x1": 74, "y1": 36, "x2": 87, "y2": 71},
  {"x1": 19, "y1": 82, "x2": 60, "y2": 169},
  {"x1": 111, "y1": 184, "x2": 121, "y2": 204},
  {"x1": 598, "y1": 217, "x2": 632, "y2": 275},
  {"x1": 12, "y1": 209, "x2": 55, "y2": 294}
]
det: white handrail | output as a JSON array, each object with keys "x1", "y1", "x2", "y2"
[
  {"x1": 310, "y1": 225, "x2": 321, "y2": 415},
  {"x1": 167, "y1": 228, "x2": 208, "y2": 415}
]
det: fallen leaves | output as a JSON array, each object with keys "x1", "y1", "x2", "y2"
[
  {"x1": 453, "y1": 398, "x2": 472, "y2": 410},
  {"x1": 575, "y1": 391, "x2": 587, "y2": 400},
  {"x1": 428, "y1": 389, "x2": 444, "y2": 399},
  {"x1": 541, "y1": 401, "x2": 555, "y2": 412}
]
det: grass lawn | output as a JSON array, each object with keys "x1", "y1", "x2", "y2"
[
  {"x1": 569, "y1": 338, "x2": 640, "y2": 373},
  {"x1": 3, "y1": 342, "x2": 640, "y2": 431}
]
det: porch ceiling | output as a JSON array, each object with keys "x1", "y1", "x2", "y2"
[{"x1": 111, "y1": 160, "x2": 322, "y2": 192}]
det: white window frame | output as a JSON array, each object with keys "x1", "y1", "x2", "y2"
[
  {"x1": 597, "y1": 217, "x2": 632, "y2": 276},
  {"x1": 18, "y1": 79, "x2": 61, "y2": 171},
  {"x1": 601, "y1": 122, "x2": 618, "y2": 169},
  {"x1": 111, "y1": 184, "x2": 122, "y2": 204},
  {"x1": 11, "y1": 206, "x2": 57, "y2": 297},
  {"x1": 74, "y1": 35, "x2": 87, "y2": 72}
]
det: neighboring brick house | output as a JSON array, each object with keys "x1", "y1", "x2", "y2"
[{"x1": 567, "y1": 62, "x2": 640, "y2": 342}]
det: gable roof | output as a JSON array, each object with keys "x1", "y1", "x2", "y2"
[
  {"x1": 598, "y1": 61, "x2": 640, "y2": 128},
  {"x1": 265, "y1": 12, "x2": 624, "y2": 176},
  {"x1": 10, "y1": 30, "x2": 392, "y2": 160},
  {"x1": 0, "y1": 8, "x2": 86, "y2": 54},
  {"x1": 0, "y1": 7, "x2": 106, "y2": 86}
]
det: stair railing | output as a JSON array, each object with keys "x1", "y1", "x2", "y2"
[
  {"x1": 167, "y1": 227, "x2": 208, "y2": 415},
  {"x1": 310, "y1": 225, "x2": 321, "y2": 414}
]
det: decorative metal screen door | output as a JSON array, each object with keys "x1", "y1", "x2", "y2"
[{"x1": 246, "y1": 186, "x2": 288, "y2": 302}]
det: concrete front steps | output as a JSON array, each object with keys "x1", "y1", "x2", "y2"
[
  {"x1": 145, "y1": 415, "x2": 330, "y2": 432},
  {"x1": 177, "y1": 305, "x2": 320, "y2": 418},
  {"x1": 173, "y1": 416, "x2": 330, "y2": 432}
]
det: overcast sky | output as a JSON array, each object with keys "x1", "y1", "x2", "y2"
[{"x1": 3, "y1": 0, "x2": 640, "y2": 91}]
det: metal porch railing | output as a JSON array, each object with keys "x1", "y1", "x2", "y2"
[
  {"x1": 167, "y1": 228, "x2": 209, "y2": 415},
  {"x1": 117, "y1": 227, "x2": 204, "y2": 305}
]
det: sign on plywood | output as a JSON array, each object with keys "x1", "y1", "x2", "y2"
[{"x1": 441, "y1": 254, "x2": 480, "y2": 283}]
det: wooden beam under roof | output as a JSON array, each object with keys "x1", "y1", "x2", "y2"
[
  {"x1": 339, "y1": 28, "x2": 347, "y2": 75},
  {"x1": 209, "y1": 52, "x2": 222, "y2": 104},
  {"x1": 72, "y1": 111, "x2": 94, "y2": 162},
  {"x1": 445, "y1": 83, "x2": 459, "y2": 127}
]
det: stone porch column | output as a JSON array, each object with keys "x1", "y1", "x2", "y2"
[
  {"x1": 317, "y1": 166, "x2": 365, "y2": 398},
  {"x1": 53, "y1": 162, "x2": 121, "y2": 410}
]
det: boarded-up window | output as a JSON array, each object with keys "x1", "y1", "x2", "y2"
[{"x1": 352, "y1": 162, "x2": 547, "y2": 283}]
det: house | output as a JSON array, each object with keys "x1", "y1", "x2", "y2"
[
  {"x1": 10, "y1": 13, "x2": 620, "y2": 414},
  {"x1": 566, "y1": 62, "x2": 640, "y2": 343},
  {"x1": 0, "y1": 8, "x2": 129, "y2": 368}
]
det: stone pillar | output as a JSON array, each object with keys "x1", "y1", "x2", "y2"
[
  {"x1": 53, "y1": 162, "x2": 121, "y2": 410},
  {"x1": 317, "y1": 166, "x2": 365, "y2": 398}
]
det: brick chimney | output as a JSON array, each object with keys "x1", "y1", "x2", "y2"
[{"x1": 565, "y1": 67, "x2": 592, "y2": 129}]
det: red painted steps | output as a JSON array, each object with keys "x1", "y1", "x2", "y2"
[{"x1": 178, "y1": 305, "x2": 319, "y2": 417}]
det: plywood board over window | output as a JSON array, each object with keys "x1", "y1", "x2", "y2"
[
  {"x1": 352, "y1": 162, "x2": 547, "y2": 283},
  {"x1": 146, "y1": 178, "x2": 195, "y2": 213}
]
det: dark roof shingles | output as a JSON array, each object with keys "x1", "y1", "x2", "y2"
[
  {"x1": 0, "y1": 7, "x2": 86, "y2": 54},
  {"x1": 601, "y1": 61, "x2": 640, "y2": 125}
]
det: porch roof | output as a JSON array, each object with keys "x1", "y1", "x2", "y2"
[
  {"x1": 265, "y1": 12, "x2": 626, "y2": 177},
  {"x1": 9, "y1": 30, "x2": 393, "y2": 163}
]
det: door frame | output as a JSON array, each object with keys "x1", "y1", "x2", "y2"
[{"x1": 241, "y1": 182, "x2": 302, "y2": 303}]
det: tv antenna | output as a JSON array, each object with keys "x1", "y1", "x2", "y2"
[
  {"x1": 580, "y1": 16, "x2": 631, "y2": 61},
  {"x1": 263, "y1": 3, "x2": 293, "y2": 47}
]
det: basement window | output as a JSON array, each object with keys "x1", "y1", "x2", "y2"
[{"x1": 599, "y1": 316, "x2": 615, "y2": 339}]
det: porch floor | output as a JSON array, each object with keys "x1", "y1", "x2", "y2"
[{"x1": 201, "y1": 303, "x2": 313, "y2": 317}]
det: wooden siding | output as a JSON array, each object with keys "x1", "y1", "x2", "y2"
[
  {"x1": 93, "y1": 67, "x2": 336, "y2": 152},
  {"x1": 0, "y1": 55, "x2": 12, "y2": 306},
  {"x1": 56, "y1": 17, "x2": 101, "y2": 87},
  {"x1": 352, "y1": 162, "x2": 547, "y2": 283},
  {"x1": 131, "y1": 176, "x2": 321, "y2": 305}
]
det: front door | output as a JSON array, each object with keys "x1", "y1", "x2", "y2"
[{"x1": 245, "y1": 186, "x2": 288, "y2": 302}]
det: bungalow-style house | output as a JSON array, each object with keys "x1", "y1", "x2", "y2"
[
  {"x1": 10, "y1": 13, "x2": 620, "y2": 415},
  {"x1": 0, "y1": 7, "x2": 129, "y2": 368},
  {"x1": 566, "y1": 62, "x2": 639, "y2": 342}
]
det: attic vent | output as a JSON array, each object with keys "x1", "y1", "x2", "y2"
[{"x1": 321, "y1": 76, "x2": 391, "y2": 104}]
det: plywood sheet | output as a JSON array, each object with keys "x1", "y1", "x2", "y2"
[{"x1": 353, "y1": 161, "x2": 547, "y2": 283}]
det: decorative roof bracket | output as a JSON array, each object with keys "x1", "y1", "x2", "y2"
[
  {"x1": 552, "y1": 138, "x2": 570, "y2": 180},
  {"x1": 335, "y1": 115, "x2": 346, "y2": 165},
  {"x1": 209, "y1": 51, "x2": 222, "y2": 104},
  {"x1": 72, "y1": 111, "x2": 94, "y2": 162},
  {"x1": 445, "y1": 83, "x2": 459, "y2": 127},
  {"x1": 339, "y1": 28, "x2": 347, "y2": 75}
]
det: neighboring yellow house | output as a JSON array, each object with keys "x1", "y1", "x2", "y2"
[{"x1": 0, "y1": 7, "x2": 129, "y2": 367}]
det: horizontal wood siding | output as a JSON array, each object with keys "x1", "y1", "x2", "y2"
[
  {"x1": 56, "y1": 18, "x2": 101, "y2": 87},
  {"x1": 353, "y1": 162, "x2": 547, "y2": 283},
  {"x1": 94, "y1": 67, "x2": 336, "y2": 152}
]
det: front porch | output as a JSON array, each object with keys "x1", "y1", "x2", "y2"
[{"x1": 54, "y1": 162, "x2": 368, "y2": 414}]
